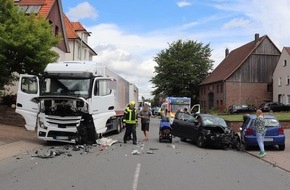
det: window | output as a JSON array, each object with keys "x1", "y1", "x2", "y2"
[
  {"x1": 18, "y1": 5, "x2": 41, "y2": 14},
  {"x1": 220, "y1": 84, "x2": 223, "y2": 93},
  {"x1": 94, "y1": 80, "x2": 112, "y2": 96},
  {"x1": 26, "y1": 5, "x2": 41, "y2": 14},
  {"x1": 287, "y1": 95, "x2": 290, "y2": 104},
  {"x1": 84, "y1": 49, "x2": 87, "y2": 60},
  {"x1": 283, "y1": 60, "x2": 287, "y2": 67},
  {"x1": 55, "y1": 26, "x2": 59, "y2": 36},
  {"x1": 77, "y1": 45, "x2": 81, "y2": 59},
  {"x1": 278, "y1": 77, "x2": 282, "y2": 86},
  {"x1": 21, "y1": 77, "x2": 38, "y2": 94},
  {"x1": 216, "y1": 84, "x2": 219, "y2": 93},
  {"x1": 286, "y1": 76, "x2": 290, "y2": 85}
]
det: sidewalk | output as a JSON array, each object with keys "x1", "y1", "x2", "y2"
[
  {"x1": 246, "y1": 129, "x2": 290, "y2": 172},
  {"x1": 0, "y1": 123, "x2": 42, "y2": 161}
]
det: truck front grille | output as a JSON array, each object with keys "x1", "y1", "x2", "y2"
[{"x1": 45, "y1": 115, "x2": 82, "y2": 128}]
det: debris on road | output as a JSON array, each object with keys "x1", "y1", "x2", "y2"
[
  {"x1": 31, "y1": 150, "x2": 65, "y2": 159},
  {"x1": 131, "y1": 150, "x2": 140, "y2": 155},
  {"x1": 96, "y1": 138, "x2": 118, "y2": 146}
]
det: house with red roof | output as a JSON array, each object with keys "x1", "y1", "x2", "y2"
[
  {"x1": 14, "y1": 0, "x2": 97, "y2": 61},
  {"x1": 1, "y1": 0, "x2": 97, "y2": 96},
  {"x1": 273, "y1": 47, "x2": 290, "y2": 105},
  {"x1": 199, "y1": 34, "x2": 281, "y2": 112},
  {"x1": 63, "y1": 15, "x2": 97, "y2": 61}
]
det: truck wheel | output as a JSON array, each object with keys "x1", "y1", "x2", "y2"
[
  {"x1": 180, "y1": 137, "x2": 186, "y2": 142},
  {"x1": 116, "y1": 120, "x2": 122, "y2": 134}
]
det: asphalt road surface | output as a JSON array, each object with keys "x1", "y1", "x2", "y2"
[{"x1": 0, "y1": 117, "x2": 289, "y2": 190}]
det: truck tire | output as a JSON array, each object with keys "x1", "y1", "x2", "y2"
[{"x1": 115, "y1": 119, "x2": 122, "y2": 134}]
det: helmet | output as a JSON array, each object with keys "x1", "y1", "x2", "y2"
[{"x1": 130, "y1": 101, "x2": 136, "y2": 105}]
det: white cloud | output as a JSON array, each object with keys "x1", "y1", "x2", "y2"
[
  {"x1": 67, "y1": 0, "x2": 290, "y2": 99},
  {"x1": 87, "y1": 25, "x2": 162, "y2": 99},
  {"x1": 66, "y1": 2, "x2": 98, "y2": 21},
  {"x1": 177, "y1": 0, "x2": 192, "y2": 8},
  {"x1": 222, "y1": 18, "x2": 250, "y2": 30}
]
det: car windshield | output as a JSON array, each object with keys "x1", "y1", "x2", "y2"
[
  {"x1": 40, "y1": 77, "x2": 91, "y2": 98},
  {"x1": 201, "y1": 115, "x2": 228, "y2": 128}
]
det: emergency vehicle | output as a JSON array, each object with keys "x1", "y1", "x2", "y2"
[{"x1": 161, "y1": 97, "x2": 200, "y2": 124}]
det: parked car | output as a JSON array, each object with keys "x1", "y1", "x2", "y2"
[
  {"x1": 172, "y1": 113, "x2": 241, "y2": 150},
  {"x1": 228, "y1": 104, "x2": 256, "y2": 114},
  {"x1": 259, "y1": 102, "x2": 290, "y2": 112},
  {"x1": 240, "y1": 114, "x2": 285, "y2": 150}
]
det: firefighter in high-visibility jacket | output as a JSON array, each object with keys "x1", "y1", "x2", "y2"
[{"x1": 123, "y1": 101, "x2": 138, "y2": 145}]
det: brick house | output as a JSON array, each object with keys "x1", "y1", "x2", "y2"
[
  {"x1": 14, "y1": 0, "x2": 97, "y2": 61},
  {"x1": 14, "y1": 0, "x2": 70, "y2": 60},
  {"x1": 199, "y1": 34, "x2": 281, "y2": 112},
  {"x1": 273, "y1": 47, "x2": 290, "y2": 105}
]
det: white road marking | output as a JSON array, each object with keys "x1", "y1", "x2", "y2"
[{"x1": 132, "y1": 163, "x2": 141, "y2": 190}]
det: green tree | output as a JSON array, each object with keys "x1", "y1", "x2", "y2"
[
  {"x1": 151, "y1": 39, "x2": 213, "y2": 104},
  {"x1": 0, "y1": 0, "x2": 60, "y2": 89}
]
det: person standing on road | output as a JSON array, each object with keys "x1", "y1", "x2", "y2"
[
  {"x1": 139, "y1": 103, "x2": 151, "y2": 141},
  {"x1": 123, "y1": 101, "x2": 138, "y2": 145},
  {"x1": 253, "y1": 109, "x2": 267, "y2": 157}
]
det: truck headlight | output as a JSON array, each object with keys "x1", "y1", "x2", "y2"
[{"x1": 39, "y1": 120, "x2": 45, "y2": 129}]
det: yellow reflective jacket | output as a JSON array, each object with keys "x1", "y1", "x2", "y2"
[{"x1": 123, "y1": 106, "x2": 138, "y2": 124}]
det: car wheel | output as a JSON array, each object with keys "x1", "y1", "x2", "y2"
[
  {"x1": 180, "y1": 137, "x2": 186, "y2": 142},
  {"x1": 279, "y1": 144, "x2": 285, "y2": 151},
  {"x1": 196, "y1": 135, "x2": 206, "y2": 148},
  {"x1": 235, "y1": 141, "x2": 241, "y2": 151}
]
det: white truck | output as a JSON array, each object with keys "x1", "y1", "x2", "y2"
[{"x1": 15, "y1": 61, "x2": 138, "y2": 143}]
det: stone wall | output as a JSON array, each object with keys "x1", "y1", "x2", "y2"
[{"x1": 227, "y1": 121, "x2": 290, "y2": 132}]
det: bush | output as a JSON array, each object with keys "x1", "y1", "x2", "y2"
[{"x1": 2, "y1": 94, "x2": 17, "y2": 106}]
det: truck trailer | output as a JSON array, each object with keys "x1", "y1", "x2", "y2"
[{"x1": 15, "y1": 61, "x2": 138, "y2": 143}]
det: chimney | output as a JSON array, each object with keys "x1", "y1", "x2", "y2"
[
  {"x1": 225, "y1": 48, "x2": 229, "y2": 57},
  {"x1": 255, "y1": 33, "x2": 259, "y2": 44}
]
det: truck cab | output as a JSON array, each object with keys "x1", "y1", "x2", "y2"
[{"x1": 16, "y1": 61, "x2": 123, "y2": 143}]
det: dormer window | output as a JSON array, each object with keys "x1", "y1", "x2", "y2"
[{"x1": 18, "y1": 5, "x2": 41, "y2": 14}]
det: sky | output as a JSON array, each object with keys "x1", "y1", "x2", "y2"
[{"x1": 61, "y1": 0, "x2": 290, "y2": 100}]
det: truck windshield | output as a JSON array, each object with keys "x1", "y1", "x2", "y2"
[{"x1": 40, "y1": 77, "x2": 91, "y2": 98}]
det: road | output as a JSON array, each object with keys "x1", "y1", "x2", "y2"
[{"x1": 0, "y1": 118, "x2": 290, "y2": 190}]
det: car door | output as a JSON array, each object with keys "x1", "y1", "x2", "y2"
[
  {"x1": 183, "y1": 113, "x2": 199, "y2": 140},
  {"x1": 15, "y1": 74, "x2": 39, "y2": 131},
  {"x1": 171, "y1": 112, "x2": 184, "y2": 137},
  {"x1": 240, "y1": 117, "x2": 251, "y2": 143}
]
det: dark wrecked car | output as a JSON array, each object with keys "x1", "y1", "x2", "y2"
[{"x1": 172, "y1": 113, "x2": 241, "y2": 150}]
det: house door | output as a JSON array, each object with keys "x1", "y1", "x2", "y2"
[
  {"x1": 208, "y1": 92, "x2": 214, "y2": 110},
  {"x1": 278, "y1": 94, "x2": 283, "y2": 103}
]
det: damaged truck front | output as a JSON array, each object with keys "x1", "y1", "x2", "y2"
[{"x1": 16, "y1": 61, "x2": 138, "y2": 144}]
